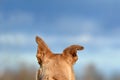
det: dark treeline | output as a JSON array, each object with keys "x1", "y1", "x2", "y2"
[{"x1": 0, "y1": 63, "x2": 120, "y2": 80}]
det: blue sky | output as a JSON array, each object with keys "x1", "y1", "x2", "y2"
[{"x1": 0, "y1": 0, "x2": 120, "y2": 75}]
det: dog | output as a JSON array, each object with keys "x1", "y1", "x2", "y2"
[{"x1": 36, "y1": 36, "x2": 84, "y2": 80}]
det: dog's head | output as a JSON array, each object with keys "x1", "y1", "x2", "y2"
[{"x1": 36, "y1": 36, "x2": 84, "y2": 80}]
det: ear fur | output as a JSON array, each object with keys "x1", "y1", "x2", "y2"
[
  {"x1": 63, "y1": 45, "x2": 84, "y2": 64},
  {"x1": 36, "y1": 36, "x2": 52, "y2": 52},
  {"x1": 36, "y1": 36, "x2": 52, "y2": 65}
]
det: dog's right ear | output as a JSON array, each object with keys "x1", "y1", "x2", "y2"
[
  {"x1": 36, "y1": 36, "x2": 52, "y2": 65},
  {"x1": 63, "y1": 45, "x2": 84, "y2": 65}
]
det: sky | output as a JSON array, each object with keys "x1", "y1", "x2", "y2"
[{"x1": 0, "y1": 0, "x2": 120, "y2": 75}]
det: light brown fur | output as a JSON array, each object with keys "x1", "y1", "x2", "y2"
[{"x1": 36, "y1": 36, "x2": 84, "y2": 80}]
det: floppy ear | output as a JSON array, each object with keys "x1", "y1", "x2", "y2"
[
  {"x1": 36, "y1": 36, "x2": 52, "y2": 65},
  {"x1": 63, "y1": 45, "x2": 84, "y2": 64}
]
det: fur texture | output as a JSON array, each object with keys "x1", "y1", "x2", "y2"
[{"x1": 36, "y1": 36, "x2": 84, "y2": 80}]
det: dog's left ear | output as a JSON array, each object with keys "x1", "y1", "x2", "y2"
[
  {"x1": 36, "y1": 36, "x2": 52, "y2": 65},
  {"x1": 63, "y1": 45, "x2": 84, "y2": 64}
]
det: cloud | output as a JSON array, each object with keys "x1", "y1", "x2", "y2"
[
  {"x1": 8, "y1": 12, "x2": 33, "y2": 24},
  {"x1": 0, "y1": 51, "x2": 38, "y2": 73},
  {"x1": 54, "y1": 16, "x2": 101, "y2": 34},
  {"x1": 79, "y1": 47, "x2": 120, "y2": 65},
  {"x1": 0, "y1": 32, "x2": 119, "y2": 49},
  {"x1": 0, "y1": 11, "x2": 119, "y2": 53},
  {"x1": 0, "y1": 12, "x2": 34, "y2": 28},
  {"x1": 0, "y1": 11, "x2": 103, "y2": 34},
  {"x1": 0, "y1": 33, "x2": 35, "y2": 46},
  {"x1": 0, "y1": 12, "x2": 103, "y2": 47}
]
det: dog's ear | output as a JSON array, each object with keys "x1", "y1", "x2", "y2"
[
  {"x1": 63, "y1": 45, "x2": 84, "y2": 64},
  {"x1": 36, "y1": 36, "x2": 52, "y2": 65}
]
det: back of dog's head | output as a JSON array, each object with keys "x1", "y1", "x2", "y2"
[{"x1": 36, "y1": 36, "x2": 84, "y2": 80}]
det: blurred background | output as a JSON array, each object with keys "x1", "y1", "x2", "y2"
[{"x1": 0, "y1": 0, "x2": 120, "y2": 80}]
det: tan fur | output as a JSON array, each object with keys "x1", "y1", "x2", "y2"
[{"x1": 36, "y1": 36, "x2": 84, "y2": 80}]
